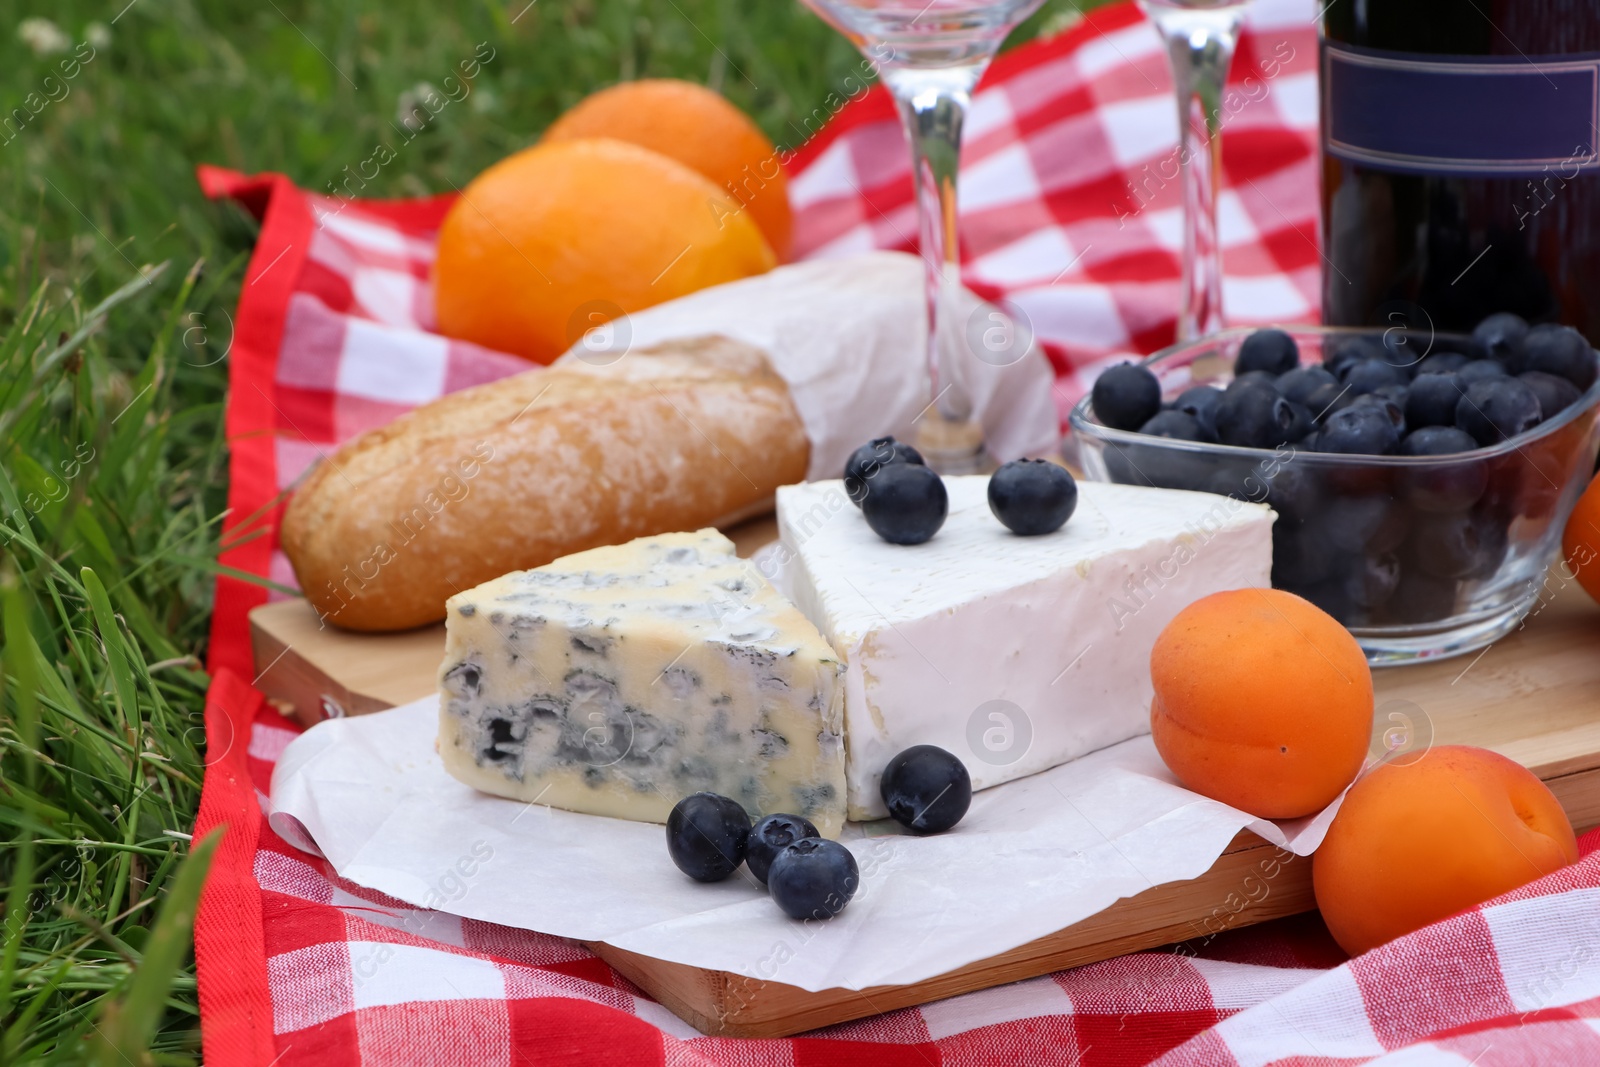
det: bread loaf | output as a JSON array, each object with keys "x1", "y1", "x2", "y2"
[{"x1": 280, "y1": 335, "x2": 808, "y2": 631}]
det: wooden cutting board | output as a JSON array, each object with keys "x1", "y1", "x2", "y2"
[{"x1": 249, "y1": 516, "x2": 1600, "y2": 1037}]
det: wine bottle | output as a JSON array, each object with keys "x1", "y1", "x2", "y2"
[{"x1": 1320, "y1": 0, "x2": 1600, "y2": 343}]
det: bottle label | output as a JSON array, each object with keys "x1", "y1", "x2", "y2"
[{"x1": 1323, "y1": 41, "x2": 1600, "y2": 176}]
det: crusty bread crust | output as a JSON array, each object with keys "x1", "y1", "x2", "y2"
[{"x1": 280, "y1": 335, "x2": 809, "y2": 631}]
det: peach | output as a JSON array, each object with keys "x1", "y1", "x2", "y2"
[
  {"x1": 1313, "y1": 745, "x2": 1577, "y2": 956},
  {"x1": 1150, "y1": 588, "x2": 1373, "y2": 819}
]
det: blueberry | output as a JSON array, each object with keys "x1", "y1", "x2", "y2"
[
  {"x1": 1216, "y1": 384, "x2": 1297, "y2": 448},
  {"x1": 1135, "y1": 441, "x2": 1215, "y2": 492},
  {"x1": 1475, "y1": 475, "x2": 1519, "y2": 526},
  {"x1": 1140, "y1": 410, "x2": 1208, "y2": 441},
  {"x1": 1455, "y1": 378, "x2": 1543, "y2": 445},
  {"x1": 746, "y1": 813, "x2": 819, "y2": 885},
  {"x1": 1323, "y1": 493, "x2": 1408, "y2": 554},
  {"x1": 988, "y1": 459, "x2": 1077, "y2": 536},
  {"x1": 1265, "y1": 464, "x2": 1321, "y2": 521},
  {"x1": 1237, "y1": 328, "x2": 1300, "y2": 375},
  {"x1": 1457, "y1": 359, "x2": 1509, "y2": 386},
  {"x1": 1352, "y1": 393, "x2": 1406, "y2": 436},
  {"x1": 1518, "y1": 370, "x2": 1583, "y2": 419},
  {"x1": 1315, "y1": 403, "x2": 1400, "y2": 455},
  {"x1": 1405, "y1": 372, "x2": 1466, "y2": 429},
  {"x1": 766, "y1": 838, "x2": 859, "y2": 921},
  {"x1": 1400, "y1": 425, "x2": 1478, "y2": 456},
  {"x1": 1226, "y1": 370, "x2": 1280, "y2": 395},
  {"x1": 862, "y1": 463, "x2": 948, "y2": 545},
  {"x1": 1400, "y1": 430, "x2": 1487, "y2": 514},
  {"x1": 1272, "y1": 521, "x2": 1336, "y2": 586},
  {"x1": 666, "y1": 793, "x2": 750, "y2": 883},
  {"x1": 1408, "y1": 513, "x2": 1484, "y2": 579},
  {"x1": 1284, "y1": 401, "x2": 1317, "y2": 442},
  {"x1": 1091, "y1": 363, "x2": 1162, "y2": 431},
  {"x1": 1278, "y1": 366, "x2": 1338, "y2": 406},
  {"x1": 1173, "y1": 385, "x2": 1224, "y2": 439},
  {"x1": 1465, "y1": 510, "x2": 1510, "y2": 578},
  {"x1": 1323, "y1": 334, "x2": 1385, "y2": 379},
  {"x1": 1204, "y1": 463, "x2": 1261, "y2": 502},
  {"x1": 1415, "y1": 351, "x2": 1470, "y2": 376},
  {"x1": 1408, "y1": 460, "x2": 1478, "y2": 518},
  {"x1": 1523, "y1": 323, "x2": 1597, "y2": 390},
  {"x1": 880, "y1": 745, "x2": 972, "y2": 834},
  {"x1": 1342, "y1": 358, "x2": 1408, "y2": 395},
  {"x1": 1380, "y1": 332, "x2": 1428, "y2": 375},
  {"x1": 1303, "y1": 380, "x2": 1350, "y2": 421},
  {"x1": 1102, "y1": 443, "x2": 1151, "y2": 487},
  {"x1": 1375, "y1": 383, "x2": 1410, "y2": 406},
  {"x1": 1473, "y1": 312, "x2": 1530, "y2": 368},
  {"x1": 1342, "y1": 552, "x2": 1402, "y2": 609},
  {"x1": 1386, "y1": 568, "x2": 1458, "y2": 624},
  {"x1": 844, "y1": 437, "x2": 925, "y2": 507}
]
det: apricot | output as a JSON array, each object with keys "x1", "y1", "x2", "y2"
[
  {"x1": 1150, "y1": 588, "x2": 1373, "y2": 819},
  {"x1": 1563, "y1": 472, "x2": 1600, "y2": 604},
  {"x1": 1313, "y1": 745, "x2": 1577, "y2": 956}
]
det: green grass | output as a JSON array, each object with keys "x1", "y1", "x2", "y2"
[{"x1": 0, "y1": 1, "x2": 1097, "y2": 1061}]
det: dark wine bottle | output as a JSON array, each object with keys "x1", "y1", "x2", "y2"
[{"x1": 1320, "y1": 0, "x2": 1600, "y2": 343}]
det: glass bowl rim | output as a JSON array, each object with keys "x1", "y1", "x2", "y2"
[{"x1": 1066, "y1": 324, "x2": 1600, "y2": 467}]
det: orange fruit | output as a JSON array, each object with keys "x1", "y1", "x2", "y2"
[
  {"x1": 1150, "y1": 588, "x2": 1373, "y2": 819},
  {"x1": 1313, "y1": 745, "x2": 1577, "y2": 956},
  {"x1": 433, "y1": 138, "x2": 776, "y2": 364},
  {"x1": 543, "y1": 78, "x2": 792, "y2": 261},
  {"x1": 1563, "y1": 472, "x2": 1600, "y2": 603}
]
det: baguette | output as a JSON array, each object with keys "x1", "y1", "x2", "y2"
[{"x1": 280, "y1": 335, "x2": 808, "y2": 631}]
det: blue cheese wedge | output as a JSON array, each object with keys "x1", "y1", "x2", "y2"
[
  {"x1": 437, "y1": 530, "x2": 848, "y2": 836},
  {"x1": 777, "y1": 476, "x2": 1275, "y2": 821}
]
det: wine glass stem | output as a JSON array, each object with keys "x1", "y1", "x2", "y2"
[
  {"x1": 1156, "y1": 15, "x2": 1241, "y2": 341},
  {"x1": 887, "y1": 70, "x2": 986, "y2": 466}
]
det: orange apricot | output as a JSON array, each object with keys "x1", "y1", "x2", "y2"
[
  {"x1": 1563, "y1": 472, "x2": 1600, "y2": 604},
  {"x1": 1313, "y1": 745, "x2": 1577, "y2": 956},
  {"x1": 1150, "y1": 588, "x2": 1373, "y2": 819}
]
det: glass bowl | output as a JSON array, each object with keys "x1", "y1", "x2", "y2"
[{"x1": 1068, "y1": 326, "x2": 1600, "y2": 665}]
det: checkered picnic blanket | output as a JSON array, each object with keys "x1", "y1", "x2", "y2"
[
  {"x1": 200, "y1": 671, "x2": 1600, "y2": 1067},
  {"x1": 193, "y1": 0, "x2": 1600, "y2": 1062}
]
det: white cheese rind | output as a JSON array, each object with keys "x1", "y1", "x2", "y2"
[
  {"x1": 437, "y1": 530, "x2": 847, "y2": 836},
  {"x1": 775, "y1": 477, "x2": 1275, "y2": 820}
]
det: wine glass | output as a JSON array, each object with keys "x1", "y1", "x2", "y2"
[
  {"x1": 1136, "y1": 0, "x2": 1252, "y2": 341},
  {"x1": 799, "y1": 0, "x2": 1045, "y2": 472}
]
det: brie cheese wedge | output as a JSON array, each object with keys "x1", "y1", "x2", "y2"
[{"x1": 775, "y1": 476, "x2": 1275, "y2": 820}]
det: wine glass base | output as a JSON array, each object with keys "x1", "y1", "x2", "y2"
[{"x1": 914, "y1": 414, "x2": 992, "y2": 474}]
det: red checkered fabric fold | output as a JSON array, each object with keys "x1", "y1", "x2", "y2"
[{"x1": 193, "y1": 1, "x2": 1600, "y2": 1063}]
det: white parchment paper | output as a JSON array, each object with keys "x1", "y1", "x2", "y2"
[
  {"x1": 552, "y1": 251, "x2": 1063, "y2": 481},
  {"x1": 270, "y1": 697, "x2": 1342, "y2": 993}
]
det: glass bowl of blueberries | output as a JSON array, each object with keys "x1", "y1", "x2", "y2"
[{"x1": 1068, "y1": 318, "x2": 1600, "y2": 665}]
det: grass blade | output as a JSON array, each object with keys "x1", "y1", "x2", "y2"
[
  {"x1": 0, "y1": 570, "x2": 41, "y2": 1043},
  {"x1": 85, "y1": 829, "x2": 220, "y2": 1067},
  {"x1": 0, "y1": 263, "x2": 169, "y2": 445}
]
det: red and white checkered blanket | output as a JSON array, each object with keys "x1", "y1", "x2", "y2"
[
  {"x1": 199, "y1": 671, "x2": 1600, "y2": 1067},
  {"x1": 194, "y1": 1, "x2": 1600, "y2": 1062}
]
